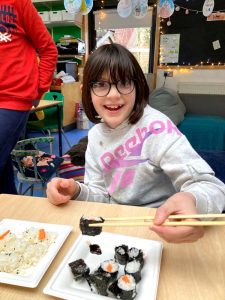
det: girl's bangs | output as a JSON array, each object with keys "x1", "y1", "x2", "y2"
[
  {"x1": 108, "y1": 54, "x2": 135, "y2": 83},
  {"x1": 91, "y1": 50, "x2": 135, "y2": 83}
]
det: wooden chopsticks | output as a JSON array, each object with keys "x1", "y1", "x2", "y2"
[
  {"x1": 89, "y1": 214, "x2": 225, "y2": 227},
  {"x1": 103, "y1": 214, "x2": 225, "y2": 221},
  {"x1": 89, "y1": 221, "x2": 225, "y2": 227}
]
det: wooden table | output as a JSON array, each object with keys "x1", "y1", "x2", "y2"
[
  {"x1": 30, "y1": 100, "x2": 63, "y2": 156},
  {"x1": 0, "y1": 194, "x2": 225, "y2": 300}
]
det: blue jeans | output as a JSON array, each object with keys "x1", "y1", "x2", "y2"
[{"x1": 0, "y1": 109, "x2": 29, "y2": 194}]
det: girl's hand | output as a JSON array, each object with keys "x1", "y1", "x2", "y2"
[
  {"x1": 46, "y1": 177, "x2": 79, "y2": 205},
  {"x1": 150, "y1": 192, "x2": 204, "y2": 243}
]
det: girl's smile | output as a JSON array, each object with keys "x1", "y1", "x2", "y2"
[{"x1": 104, "y1": 104, "x2": 124, "y2": 111}]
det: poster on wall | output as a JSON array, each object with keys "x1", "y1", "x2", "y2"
[{"x1": 159, "y1": 34, "x2": 180, "y2": 64}]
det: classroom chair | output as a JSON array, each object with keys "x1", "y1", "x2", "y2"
[{"x1": 11, "y1": 136, "x2": 63, "y2": 196}]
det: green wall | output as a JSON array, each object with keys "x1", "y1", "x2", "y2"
[{"x1": 52, "y1": 26, "x2": 81, "y2": 43}]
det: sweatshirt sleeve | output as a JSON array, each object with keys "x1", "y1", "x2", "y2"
[
  {"x1": 73, "y1": 140, "x2": 110, "y2": 203},
  {"x1": 154, "y1": 133, "x2": 225, "y2": 214},
  {"x1": 21, "y1": 0, "x2": 58, "y2": 99}
]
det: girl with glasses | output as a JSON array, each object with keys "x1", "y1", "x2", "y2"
[{"x1": 47, "y1": 43, "x2": 225, "y2": 243}]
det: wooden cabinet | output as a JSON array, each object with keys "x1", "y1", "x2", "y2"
[{"x1": 59, "y1": 82, "x2": 82, "y2": 127}]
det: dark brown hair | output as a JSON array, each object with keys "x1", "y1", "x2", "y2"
[{"x1": 82, "y1": 43, "x2": 150, "y2": 124}]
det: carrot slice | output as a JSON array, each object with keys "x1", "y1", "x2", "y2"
[
  {"x1": 38, "y1": 229, "x2": 46, "y2": 240},
  {"x1": 106, "y1": 263, "x2": 113, "y2": 273},
  {"x1": 121, "y1": 275, "x2": 130, "y2": 284},
  {"x1": 0, "y1": 230, "x2": 10, "y2": 240}
]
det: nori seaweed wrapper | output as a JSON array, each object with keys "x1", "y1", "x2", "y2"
[
  {"x1": 108, "y1": 275, "x2": 137, "y2": 300},
  {"x1": 125, "y1": 260, "x2": 142, "y2": 283},
  {"x1": 87, "y1": 260, "x2": 119, "y2": 296},
  {"x1": 108, "y1": 279, "x2": 121, "y2": 297},
  {"x1": 79, "y1": 215, "x2": 104, "y2": 236},
  {"x1": 68, "y1": 258, "x2": 90, "y2": 281},
  {"x1": 87, "y1": 270, "x2": 114, "y2": 296},
  {"x1": 114, "y1": 244, "x2": 129, "y2": 265}
]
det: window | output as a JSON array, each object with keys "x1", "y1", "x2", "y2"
[{"x1": 94, "y1": 9, "x2": 152, "y2": 73}]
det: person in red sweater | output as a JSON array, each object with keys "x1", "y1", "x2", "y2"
[{"x1": 0, "y1": 0, "x2": 58, "y2": 193}]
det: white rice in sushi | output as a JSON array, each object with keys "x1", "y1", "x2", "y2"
[
  {"x1": 0, "y1": 227, "x2": 57, "y2": 274},
  {"x1": 128, "y1": 247, "x2": 140, "y2": 259},
  {"x1": 125, "y1": 260, "x2": 141, "y2": 273}
]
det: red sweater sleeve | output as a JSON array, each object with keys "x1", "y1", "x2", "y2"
[
  {"x1": 20, "y1": 0, "x2": 58, "y2": 99},
  {"x1": 0, "y1": 0, "x2": 58, "y2": 110}
]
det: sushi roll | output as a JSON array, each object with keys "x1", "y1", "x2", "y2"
[
  {"x1": 128, "y1": 247, "x2": 144, "y2": 268},
  {"x1": 68, "y1": 258, "x2": 90, "y2": 281},
  {"x1": 87, "y1": 272, "x2": 109, "y2": 296},
  {"x1": 89, "y1": 243, "x2": 102, "y2": 255},
  {"x1": 108, "y1": 274, "x2": 137, "y2": 300},
  {"x1": 98, "y1": 259, "x2": 119, "y2": 281},
  {"x1": 87, "y1": 260, "x2": 119, "y2": 296},
  {"x1": 125, "y1": 260, "x2": 142, "y2": 283},
  {"x1": 79, "y1": 215, "x2": 104, "y2": 236},
  {"x1": 114, "y1": 244, "x2": 129, "y2": 265}
]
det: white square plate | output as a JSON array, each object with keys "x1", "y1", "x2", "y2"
[
  {"x1": 0, "y1": 218, "x2": 73, "y2": 288},
  {"x1": 44, "y1": 232, "x2": 163, "y2": 300}
]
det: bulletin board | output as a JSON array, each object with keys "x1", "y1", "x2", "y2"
[{"x1": 159, "y1": 0, "x2": 225, "y2": 66}]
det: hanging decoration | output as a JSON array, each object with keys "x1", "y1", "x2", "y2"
[
  {"x1": 80, "y1": 0, "x2": 93, "y2": 15},
  {"x1": 64, "y1": 0, "x2": 82, "y2": 14},
  {"x1": 117, "y1": 0, "x2": 133, "y2": 18},
  {"x1": 166, "y1": 19, "x2": 171, "y2": 26},
  {"x1": 116, "y1": 0, "x2": 148, "y2": 19},
  {"x1": 202, "y1": 0, "x2": 214, "y2": 17},
  {"x1": 132, "y1": 0, "x2": 148, "y2": 19},
  {"x1": 64, "y1": 0, "x2": 93, "y2": 15},
  {"x1": 159, "y1": 0, "x2": 175, "y2": 19},
  {"x1": 160, "y1": 1, "x2": 225, "y2": 27}
]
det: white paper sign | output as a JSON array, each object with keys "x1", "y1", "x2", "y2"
[
  {"x1": 212, "y1": 40, "x2": 221, "y2": 50},
  {"x1": 160, "y1": 34, "x2": 180, "y2": 64}
]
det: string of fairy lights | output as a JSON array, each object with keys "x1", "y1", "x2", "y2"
[
  {"x1": 159, "y1": 1, "x2": 225, "y2": 68},
  {"x1": 96, "y1": 0, "x2": 106, "y2": 30},
  {"x1": 94, "y1": 0, "x2": 225, "y2": 68},
  {"x1": 160, "y1": 2, "x2": 225, "y2": 28}
]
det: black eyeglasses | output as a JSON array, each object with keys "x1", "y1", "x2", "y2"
[{"x1": 90, "y1": 80, "x2": 135, "y2": 97}]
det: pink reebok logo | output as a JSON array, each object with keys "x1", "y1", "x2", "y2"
[{"x1": 100, "y1": 119, "x2": 181, "y2": 194}]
